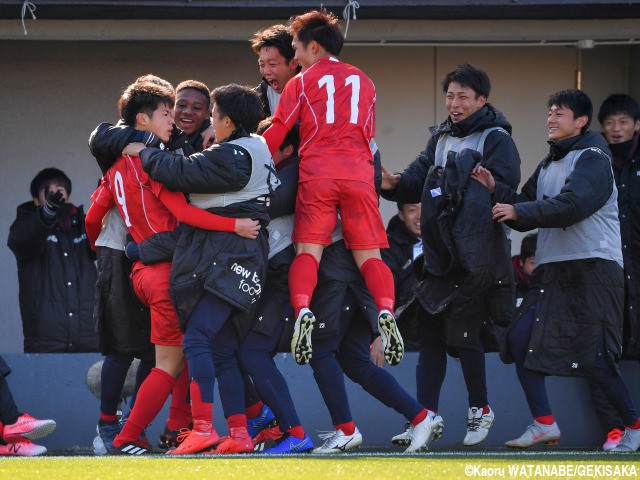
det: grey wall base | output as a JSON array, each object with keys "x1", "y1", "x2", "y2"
[{"x1": 4, "y1": 353, "x2": 639, "y2": 452}]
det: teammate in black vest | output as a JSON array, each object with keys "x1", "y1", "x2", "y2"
[{"x1": 125, "y1": 84, "x2": 277, "y2": 455}]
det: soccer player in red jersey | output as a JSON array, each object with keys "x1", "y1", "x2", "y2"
[
  {"x1": 262, "y1": 10, "x2": 404, "y2": 367},
  {"x1": 85, "y1": 80, "x2": 260, "y2": 454}
]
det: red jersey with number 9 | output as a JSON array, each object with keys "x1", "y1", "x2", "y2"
[
  {"x1": 273, "y1": 56, "x2": 376, "y2": 183},
  {"x1": 91, "y1": 155, "x2": 178, "y2": 243}
]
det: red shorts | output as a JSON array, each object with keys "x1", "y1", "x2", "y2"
[
  {"x1": 293, "y1": 178, "x2": 388, "y2": 249},
  {"x1": 131, "y1": 262, "x2": 183, "y2": 346}
]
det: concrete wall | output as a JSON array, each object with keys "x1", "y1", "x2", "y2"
[
  {"x1": 0, "y1": 39, "x2": 637, "y2": 352},
  {"x1": 5, "y1": 352, "x2": 640, "y2": 452}
]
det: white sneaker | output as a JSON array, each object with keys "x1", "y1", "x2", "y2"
[
  {"x1": 405, "y1": 412, "x2": 444, "y2": 453},
  {"x1": 314, "y1": 428, "x2": 362, "y2": 454},
  {"x1": 378, "y1": 309, "x2": 404, "y2": 366},
  {"x1": 0, "y1": 439, "x2": 47, "y2": 456},
  {"x1": 291, "y1": 308, "x2": 315, "y2": 365},
  {"x1": 610, "y1": 428, "x2": 640, "y2": 452},
  {"x1": 463, "y1": 406, "x2": 495, "y2": 446},
  {"x1": 602, "y1": 428, "x2": 624, "y2": 451},
  {"x1": 505, "y1": 421, "x2": 560, "y2": 449}
]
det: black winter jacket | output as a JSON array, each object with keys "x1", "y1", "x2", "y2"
[
  {"x1": 381, "y1": 215, "x2": 420, "y2": 310},
  {"x1": 89, "y1": 120, "x2": 211, "y2": 174},
  {"x1": 140, "y1": 130, "x2": 271, "y2": 335},
  {"x1": 8, "y1": 203, "x2": 98, "y2": 353},
  {"x1": 609, "y1": 132, "x2": 640, "y2": 357},
  {"x1": 383, "y1": 106, "x2": 520, "y2": 348},
  {"x1": 494, "y1": 132, "x2": 624, "y2": 376}
]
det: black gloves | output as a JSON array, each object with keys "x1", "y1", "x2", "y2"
[{"x1": 42, "y1": 189, "x2": 71, "y2": 220}]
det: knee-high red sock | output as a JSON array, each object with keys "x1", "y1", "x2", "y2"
[
  {"x1": 360, "y1": 258, "x2": 395, "y2": 312},
  {"x1": 167, "y1": 364, "x2": 192, "y2": 431},
  {"x1": 113, "y1": 368, "x2": 176, "y2": 447},
  {"x1": 245, "y1": 400, "x2": 264, "y2": 419},
  {"x1": 190, "y1": 380, "x2": 213, "y2": 427},
  {"x1": 288, "y1": 252, "x2": 319, "y2": 314}
]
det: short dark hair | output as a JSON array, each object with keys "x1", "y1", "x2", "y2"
[
  {"x1": 289, "y1": 10, "x2": 343, "y2": 57},
  {"x1": 519, "y1": 233, "x2": 537, "y2": 260},
  {"x1": 176, "y1": 79, "x2": 211, "y2": 110},
  {"x1": 30, "y1": 167, "x2": 72, "y2": 198},
  {"x1": 251, "y1": 24, "x2": 295, "y2": 62},
  {"x1": 211, "y1": 84, "x2": 263, "y2": 134},
  {"x1": 256, "y1": 117, "x2": 300, "y2": 154},
  {"x1": 597, "y1": 93, "x2": 640, "y2": 124},
  {"x1": 118, "y1": 80, "x2": 175, "y2": 128},
  {"x1": 442, "y1": 63, "x2": 491, "y2": 99},
  {"x1": 134, "y1": 74, "x2": 175, "y2": 92},
  {"x1": 547, "y1": 89, "x2": 593, "y2": 134}
]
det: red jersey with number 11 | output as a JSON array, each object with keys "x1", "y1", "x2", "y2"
[{"x1": 273, "y1": 56, "x2": 376, "y2": 184}]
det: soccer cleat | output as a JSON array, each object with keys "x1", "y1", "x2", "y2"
[
  {"x1": 463, "y1": 406, "x2": 495, "y2": 446},
  {"x1": 94, "y1": 420, "x2": 121, "y2": 455},
  {"x1": 610, "y1": 428, "x2": 640, "y2": 452},
  {"x1": 392, "y1": 419, "x2": 443, "y2": 447},
  {"x1": 0, "y1": 440, "x2": 47, "y2": 456},
  {"x1": 110, "y1": 441, "x2": 150, "y2": 455},
  {"x1": 167, "y1": 425, "x2": 220, "y2": 455},
  {"x1": 378, "y1": 310, "x2": 404, "y2": 366},
  {"x1": 212, "y1": 427, "x2": 254, "y2": 454},
  {"x1": 505, "y1": 421, "x2": 561, "y2": 449},
  {"x1": 2, "y1": 414, "x2": 56, "y2": 443},
  {"x1": 405, "y1": 412, "x2": 445, "y2": 453},
  {"x1": 291, "y1": 308, "x2": 316, "y2": 365},
  {"x1": 313, "y1": 427, "x2": 363, "y2": 454},
  {"x1": 391, "y1": 422, "x2": 412, "y2": 447},
  {"x1": 247, "y1": 405, "x2": 276, "y2": 438},
  {"x1": 602, "y1": 427, "x2": 623, "y2": 451},
  {"x1": 253, "y1": 422, "x2": 282, "y2": 444},
  {"x1": 259, "y1": 432, "x2": 314, "y2": 454}
]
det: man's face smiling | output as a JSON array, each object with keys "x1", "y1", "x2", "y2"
[
  {"x1": 174, "y1": 88, "x2": 209, "y2": 136},
  {"x1": 602, "y1": 113, "x2": 640, "y2": 144},
  {"x1": 547, "y1": 104, "x2": 586, "y2": 142},
  {"x1": 445, "y1": 82, "x2": 486, "y2": 123},
  {"x1": 259, "y1": 46, "x2": 298, "y2": 94}
]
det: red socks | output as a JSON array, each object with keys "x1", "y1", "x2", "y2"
[
  {"x1": 360, "y1": 258, "x2": 395, "y2": 312},
  {"x1": 535, "y1": 415, "x2": 555, "y2": 425},
  {"x1": 335, "y1": 420, "x2": 355, "y2": 436},
  {"x1": 411, "y1": 408, "x2": 428, "y2": 426},
  {"x1": 166, "y1": 365, "x2": 192, "y2": 431},
  {"x1": 227, "y1": 413, "x2": 248, "y2": 429},
  {"x1": 189, "y1": 380, "x2": 213, "y2": 425},
  {"x1": 100, "y1": 413, "x2": 117, "y2": 423},
  {"x1": 246, "y1": 401, "x2": 264, "y2": 419},
  {"x1": 287, "y1": 425, "x2": 306, "y2": 439},
  {"x1": 627, "y1": 417, "x2": 640, "y2": 430},
  {"x1": 289, "y1": 252, "x2": 319, "y2": 313},
  {"x1": 114, "y1": 368, "x2": 176, "y2": 447}
]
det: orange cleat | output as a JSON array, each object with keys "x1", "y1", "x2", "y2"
[
  {"x1": 2, "y1": 414, "x2": 56, "y2": 443},
  {"x1": 166, "y1": 425, "x2": 220, "y2": 455},
  {"x1": 213, "y1": 427, "x2": 254, "y2": 454}
]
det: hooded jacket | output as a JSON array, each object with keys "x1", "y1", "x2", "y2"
[
  {"x1": 494, "y1": 132, "x2": 624, "y2": 376},
  {"x1": 382, "y1": 105, "x2": 521, "y2": 348}
]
